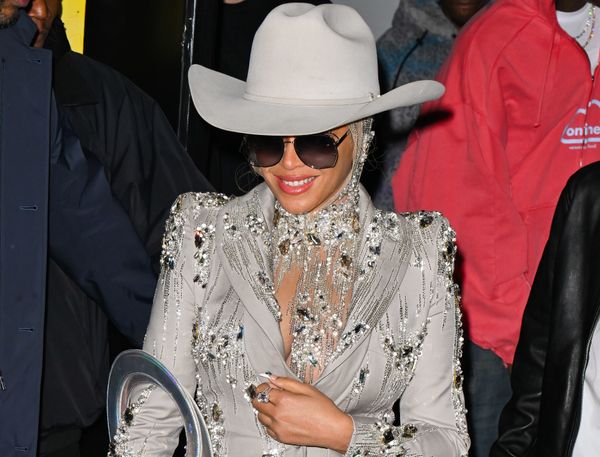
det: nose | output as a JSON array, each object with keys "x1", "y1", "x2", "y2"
[
  {"x1": 27, "y1": 0, "x2": 48, "y2": 21},
  {"x1": 280, "y1": 138, "x2": 305, "y2": 170}
]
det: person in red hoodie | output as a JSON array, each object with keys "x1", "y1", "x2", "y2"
[{"x1": 392, "y1": 0, "x2": 600, "y2": 456}]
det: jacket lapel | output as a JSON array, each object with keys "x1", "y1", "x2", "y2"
[
  {"x1": 215, "y1": 184, "x2": 292, "y2": 375},
  {"x1": 315, "y1": 188, "x2": 412, "y2": 387}
]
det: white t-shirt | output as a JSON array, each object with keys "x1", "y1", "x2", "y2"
[
  {"x1": 572, "y1": 317, "x2": 600, "y2": 456},
  {"x1": 557, "y1": 2, "x2": 600, "y2": 73}
]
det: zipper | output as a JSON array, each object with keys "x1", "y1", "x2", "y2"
[{"x1": 565, "y1": 299, "x2": 600, "y2": 455}]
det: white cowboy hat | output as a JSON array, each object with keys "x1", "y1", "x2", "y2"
[{"x1": 188, "y1": 2, "x2": 444, "y2": 136}]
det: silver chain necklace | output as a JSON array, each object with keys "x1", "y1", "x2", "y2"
[
  {"x1": 574, "y1": 4, "x2": 596, "y2": 49},
  {"x1": 269, "y1": 120, "x2": 374, "y2": 383}
]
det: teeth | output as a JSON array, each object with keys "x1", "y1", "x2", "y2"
[{"x1": 282, "y1": 177, "x2": 315, "y2": 187}]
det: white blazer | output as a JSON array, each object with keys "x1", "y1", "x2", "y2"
[{"x1": 109, "y1": 183, "x2": 470, "y2": 457}]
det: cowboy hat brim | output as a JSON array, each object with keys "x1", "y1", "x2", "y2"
[{"x1": 188, "y1": 65, "x2": 445, "y2": 136}]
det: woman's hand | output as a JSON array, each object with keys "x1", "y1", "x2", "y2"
[{"x1": 251, "y1": 376, "x2": 353, "y2": 453}]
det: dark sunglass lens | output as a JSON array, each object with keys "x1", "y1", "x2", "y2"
[
  {"x1": 295, "y1": 135, "x2": 338, "y2": 169},
  {"x1": 246, "y1": 136, "x2": 283, "y2": 167}
]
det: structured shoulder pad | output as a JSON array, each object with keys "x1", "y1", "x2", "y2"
[
  {"x1": 179, "y1": 191, "x2": 231, "y2": 210},
  {"x1": 160, "y1": 192, "x2": 231, "y2": 271},
  {"x1": 398, "y1": 210, "x2": 444, "y2": 231},
  {"x1": 372, "y1": 209, "x2": 450, "y2": 243},
  {"x1": 396, "y1": 210, "x2": 458, "y2": 278}
]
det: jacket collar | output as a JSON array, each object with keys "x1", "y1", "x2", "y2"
[
  {"x1": 215, "y1": 183, "x2": 411, "y2": 387},
  {"x1": 45, "y1": 19, "x2": 97, "y2": 107},
  {"x1": 13, "y1": 10, "x2": 37, "y2": 46}
]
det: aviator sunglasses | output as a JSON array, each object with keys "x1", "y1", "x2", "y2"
[{"x1": 241, "y1": 129, "x2": 350, "y2": 169}]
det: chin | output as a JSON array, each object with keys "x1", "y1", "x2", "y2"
[
  {"x1": 0, "y1": 8, "x2": 19, "y2": 27},
  {"x1": 276, "y1": 195, "x2": 319, "y2": 215}
]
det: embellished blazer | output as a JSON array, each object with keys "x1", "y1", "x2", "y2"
[{"x1": 110, "y1": 183, "x2": 470, "y2": 457}]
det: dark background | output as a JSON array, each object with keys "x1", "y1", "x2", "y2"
[
  {"x1": 84, "y1": 0, "x2": 187, "y2": 128},
  {"x1": 83, "y1": 0, "x2": 221, "y2": 178}
]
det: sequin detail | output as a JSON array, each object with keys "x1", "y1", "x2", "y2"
[
  {"x1": 269, "y1": 120, "x2": 375, "y2": 383},
  {"x1": 439, "y1": 219, "x2": 469, "y2": 444},
  {"x1": 346, "y1": 419, "x2": 435, "y2": 456},
  {"x1": 345, "y1": 214, "x2": 469, "y2": 456},
  {"x1": 382, "y1": 320, "x2": 428, "y2": 380},
  {"x1": 351, "y1": 365, "x2": 371, "y2": 395},
  {"x1": 273, "y1": 197, "x2": 361, "y2": 381},
  {"x1": 193, "y1": 223, "x2": 216, "y2": 287},
  {"x1": 108, "y1": 386, "x2": 155, "y2": 457},
  {"x1": 161, "y1": 193, "x2": 229, "y2": 272},
  {"x1": 192, "y1": 307, "x2": 247, "y2": 457}
]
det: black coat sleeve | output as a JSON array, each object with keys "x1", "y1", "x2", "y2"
[
  {"x1": 106, "y1": 94, "x2": 214, "y2": 267},
  {"x1": 60, "y1": 52, "x2": 214, "y2": 270},
  {"x1": 48, "y1": 124, "x2": 154, "y2": 347},
  {"x1": 51, "y1": 52, "x2": 214, "y2": 343}
]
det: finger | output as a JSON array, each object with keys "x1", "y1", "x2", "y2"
[
  {"x1": 256, "y1": 411, "x2": 273, "y2": 427},
  {"x1": 258, "y1": 384, "x2": 277, "y2": 404},
  {"x1": 251, "y1": 396, "x2": 277, "y2": 412},
  {"x1": 251, "y1": 384, "x2": 281, "y2": 406},
  {"x1": 256, "y1": 382, "x2": 270, "y2": 392},
  {"x1": 265, "y1": 427, "x2": 279, "y2": 441},
  {"x1": 263, "y1": 386, "x2": 280, "y2": 405},
  {"x1": 269, "y1": 376, "x2": 310, "y2": 394}
]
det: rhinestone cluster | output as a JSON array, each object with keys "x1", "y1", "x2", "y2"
[
  {"x1": 270, "y1": 119, "x2": 375, "y2": 382},
  {"x1": 108, "y1": 386, "x2": 155, "y2": 457}
]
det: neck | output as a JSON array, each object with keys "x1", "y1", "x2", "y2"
[
  {"x1": 274, "y1": 184, "x2": 360, "y2": 238},
  {"x1": 556, "y1": 0, "x2": 590, "y2": 12}
]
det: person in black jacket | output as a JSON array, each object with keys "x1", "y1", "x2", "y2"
[
  {"x1": 0, "y1": 1, "x2": 213, "y2": 456},
  {"x1": 491, "y1": 161, "x2": 600, "y2": 457}
]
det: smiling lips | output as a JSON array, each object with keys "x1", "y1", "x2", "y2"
[{"x1": 276, "y1": 175, "x2": 317, "y2": 194}]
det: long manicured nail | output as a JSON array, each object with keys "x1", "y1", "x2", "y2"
[{"x1": 258, "y1": 372, "x2": 273, "y2": 380}]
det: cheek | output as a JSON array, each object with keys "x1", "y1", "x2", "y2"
[
  {"x1": 257, "y1": 167, "x2": 281, "y2": 195},
  {"x1": 320, "y1": 153, "x2": 353, "y2": 197},
  {"x1": 335, "y1": 145, "x2": 355, "y2": 184}
]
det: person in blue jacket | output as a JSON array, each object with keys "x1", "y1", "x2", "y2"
[
  {"x1": 0, "y1": 1, "x2": 213, "y2": 456},
  {"x1": 0, "y1": 4, "x2": 54, "y2": 457}
]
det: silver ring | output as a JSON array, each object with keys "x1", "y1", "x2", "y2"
[{"x1": 256, "y1": 386, "x2": 272, "y2": 403}]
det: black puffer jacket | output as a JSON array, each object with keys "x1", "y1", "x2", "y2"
[{"x1": 491, "y1": 161, "x2": 600, "y2": 457}]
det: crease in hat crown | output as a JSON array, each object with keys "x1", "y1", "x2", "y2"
[
  {"x1": 244, "y1": 3, "x2": 380, "y2": 105},
  {"x1": 187, "y1": 2, "x2": 445, "y2": 136}
]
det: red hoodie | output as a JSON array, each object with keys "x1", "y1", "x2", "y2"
[{"x1": 393, "y1": 0, "x2": 600, "y2": 364}]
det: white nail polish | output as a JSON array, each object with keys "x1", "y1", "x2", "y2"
[{"x1": 258, "y1": 372, "x2": 273, "y2": 380}]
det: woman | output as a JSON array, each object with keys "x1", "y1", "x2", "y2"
[{"x1": 109, "y1": 4, "x2": 469, "y2": 456}]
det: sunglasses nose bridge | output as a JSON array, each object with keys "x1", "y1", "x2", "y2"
[{"x1": 280, "y1": 137, "x2": 304, "y2": 169}]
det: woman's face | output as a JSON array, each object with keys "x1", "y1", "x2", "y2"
[{"x1": 257, "y1": 125, "x2": 355, "y2": 215}]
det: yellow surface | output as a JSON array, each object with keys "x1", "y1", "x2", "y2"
[{"x1": 61, "y1": 0, "x2": 86, "y2": 53}]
